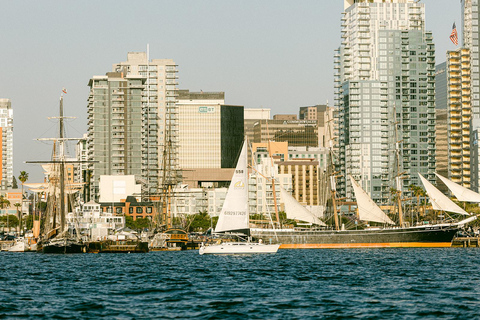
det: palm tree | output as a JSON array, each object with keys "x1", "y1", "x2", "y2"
[{"x1": 18, "y1": 171, "x2": 29, "y2": 234}]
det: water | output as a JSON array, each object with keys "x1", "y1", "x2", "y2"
[{"x1": 1, "y1": 249, "x2": 480, "y2": 319}]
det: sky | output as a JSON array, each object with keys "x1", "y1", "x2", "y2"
[{"x1": 0, "y1": 0, "x2": 462, "y2": 183}]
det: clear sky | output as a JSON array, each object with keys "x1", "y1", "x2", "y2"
[{"x1": 0, "y1": 0, "x2": 462, "y2": 182}]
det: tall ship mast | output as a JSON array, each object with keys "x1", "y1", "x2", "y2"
[{"x1": 27, "y1": 91, "x2": 85, "y2": 253}]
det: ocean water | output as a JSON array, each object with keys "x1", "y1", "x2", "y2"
[{"x1": 1, "y1": 249, "x2": 479, "y2": 319}]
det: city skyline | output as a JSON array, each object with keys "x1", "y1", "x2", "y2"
[{"x1": 0, "y1": 0, "x2": 461, "y2": 182}]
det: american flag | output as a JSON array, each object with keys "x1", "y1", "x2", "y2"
[{"x1": 450, "y1": 22, "x2": 458, "y2": 46}]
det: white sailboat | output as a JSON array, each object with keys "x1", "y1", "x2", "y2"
[{"x1": 199, "y1": 140, "x2": 280, "y2": 255}]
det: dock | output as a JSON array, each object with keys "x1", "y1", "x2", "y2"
[{"x1": 452, "y1": 237, "x2": 480, "y2": 248}]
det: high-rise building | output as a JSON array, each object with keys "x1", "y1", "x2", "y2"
[
  {"x1": 112, "y1": 52, "x2": 179, "y2": 196},
  {"x1": 447, "y1": 48, "x2": 472, "y2": 188},
  {"x1": 177, "y1": 89, "x2": 244, "y2": 169},
  {"x1": 462, "y1": 0, "x2": 480, "y2": 117},
  {"x1": 335, "y1": 0, "x2": 436, "y2": 203},
  {"x1": 87, "y1": 72, "x2": 145, "y2": 200},
  {"x1": 0, "y1": 99, "x2": 13, "y2": 190}
]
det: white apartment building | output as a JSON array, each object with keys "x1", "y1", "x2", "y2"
[
  {"x1": 0, "y1": 99, "x2": 13, "y2": 190},
  {"x1": 112, "y1": 52, "x2": 179, "y2": 195},
  {"x1": 335, "y1": 0, "x2": 436, "y2": 203}
]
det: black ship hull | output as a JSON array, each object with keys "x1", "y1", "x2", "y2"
[
  {"x1": 251, "y1": 225, "x2": 460, "y2": 249},
  {"x1": 41, "y1": 239, "x2": 85, "y2": 254}
]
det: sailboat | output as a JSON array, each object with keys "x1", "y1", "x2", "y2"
[
  {"x1": 28, "y1": 92, "x2": 85, "y2": 253},
  {"x1": 252, "y1": 174, "x2": 474, "y2": 248},
  {"x1": 199, "y1": 140, "x2": 280, "y2": 255}
]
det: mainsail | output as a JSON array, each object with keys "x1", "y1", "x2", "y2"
[
  {"x1": 280, "y1": 187, "x2": 326, "y2": 226},
  {"x1": 214, "y1": 140, "x2": 249, "y2": 234},
  {"x1": 349, "y1": 176, "x2": 395, "y2": 225},
  {"x1": 436, "y1": 173, "x2": 480, "y2": 203},
  {"x1": 418, "y1": 173, "x2": 469, "y2": 215}
]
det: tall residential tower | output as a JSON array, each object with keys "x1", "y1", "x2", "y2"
[
  {"x1": 335, "y1": 0, "x2": 436, "y2": 203},
  {"x1": 0, "y1": 99, "x2": 13, "y2": 190}
]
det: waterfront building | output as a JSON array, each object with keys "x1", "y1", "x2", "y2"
[
  {"x1": 75, "y1": 134, "x2": 90, "y2": 202},
  {"x1": 447, "y1": 48, "x2": 472, "y2": 188},
  {"x1": 112, "y1": 52, "x2": 180, "y2": 197},
  {"x1": 87, "y1": 72, "x2": 145, "y2": 199},
  {"x1": 334, "y1": 0, "x2": 436, "y2": 203},
  {"x1": 177, "y1": 90, "x2": 244, "y2": 169},
  {"x1": 0, "y1": 99, "x2": 13, "y2": 190}
]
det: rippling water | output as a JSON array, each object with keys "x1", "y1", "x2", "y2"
[{"x1": 1, "y1": 249, "x2": 479, "y2": 319}]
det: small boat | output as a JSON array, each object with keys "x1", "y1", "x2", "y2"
[{"x1": 199, "y1": 140, "x2": 280, "y2": 255}]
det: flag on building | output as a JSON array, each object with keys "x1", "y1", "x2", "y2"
[
  {"x1": 450, "y1": 22, "x2": 458, "y2": 46},
  {"x1": 62, "y1": 87, "x2": 67, "y2": 94}
]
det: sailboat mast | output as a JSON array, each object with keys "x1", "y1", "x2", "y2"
[
  {"x1": 267, "y1": 140, "x2": 280, "y2": 226},
  {"x1": 59, "y1": 95, "x2": 66, "y2": 233}
]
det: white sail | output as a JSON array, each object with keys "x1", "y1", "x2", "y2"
[
  {"x1": 436, "y1": 173, "x2": 480, "y2": 203},
  {"x1": 349, "y1": 176, "x2": 395, "y2": 225},
  {"x1": 214, "y1": 140, "x2": 250, "y2": 233},
  {"x1": 280, "y1": 187, "x2": 326, "y2": 226},
  {"x1": 418, "y1": 173, "x2": 469, "y2": 215}
]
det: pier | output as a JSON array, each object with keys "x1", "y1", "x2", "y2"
[{"x1": 452, "y1": 237, "x2": 480, "y2": 248}]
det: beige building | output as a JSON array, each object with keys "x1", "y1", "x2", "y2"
[{"x1": 447, "y1": 48, "x2": 471, "y2": 187}]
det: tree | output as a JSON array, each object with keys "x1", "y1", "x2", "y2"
[
  {"x1": 18, "y1": 171, "x2": 29, "y2": 233},
  {"x1": 12, "y1": 176, "x2": 18, "y2": 189}
]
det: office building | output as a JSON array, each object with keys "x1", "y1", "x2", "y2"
[
  {"x1": 334, "y1": 0, "x2": 436, "y2": 203},
  {"x1": 177, "y1": 90, "x2": 243, "y2": 169}
]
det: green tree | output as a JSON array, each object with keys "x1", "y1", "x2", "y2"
[
  {"x1": 188, "y1": 211, "x2": 217, "y2": 232},
  {"x1": 12, "y1": 176, "x2": 18, "y2": 189}
]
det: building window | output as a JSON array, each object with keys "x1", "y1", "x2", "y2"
[
  {"x1": 136, "y1": 207, "x2": 143, "y2": 214},
  {"x1": 146, "y1": 207, "x2": 152, "y2": 213},
  {"x1": 129, "y1": 207, "x2": 133, "y2": 214},
  {"x1": 116, "y1": 207, "x2": 122, "y2": 214}
]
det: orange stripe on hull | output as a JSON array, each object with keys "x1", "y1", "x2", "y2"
[{"x1": 279, "y1": 242, "x2": 452, "y2": 249}]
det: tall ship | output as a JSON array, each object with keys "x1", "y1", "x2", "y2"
[
  {"x1": 251, "y1": 173, "x2": 475, "y2": 248},
  {"x1": 249, "y1": 115, "x2": 476, "y2": 248},
  {"x1": 28, "y1": 91, "x2": 86, "y2": 253}
]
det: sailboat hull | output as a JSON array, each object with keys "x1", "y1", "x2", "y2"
[
  {"x1": 41, "y1": 239, "x2": 85, "y2": 254},
  {"x1": 251, "y1": 225, "x2": 459, "y2": 249},
  {"x1": 199, "y1": 242, "x2": 280, "y2": 255}
]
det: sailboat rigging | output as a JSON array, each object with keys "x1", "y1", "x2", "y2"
[{"x1": 27, "y1": 92, "x2": 85, "y2": 253}]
